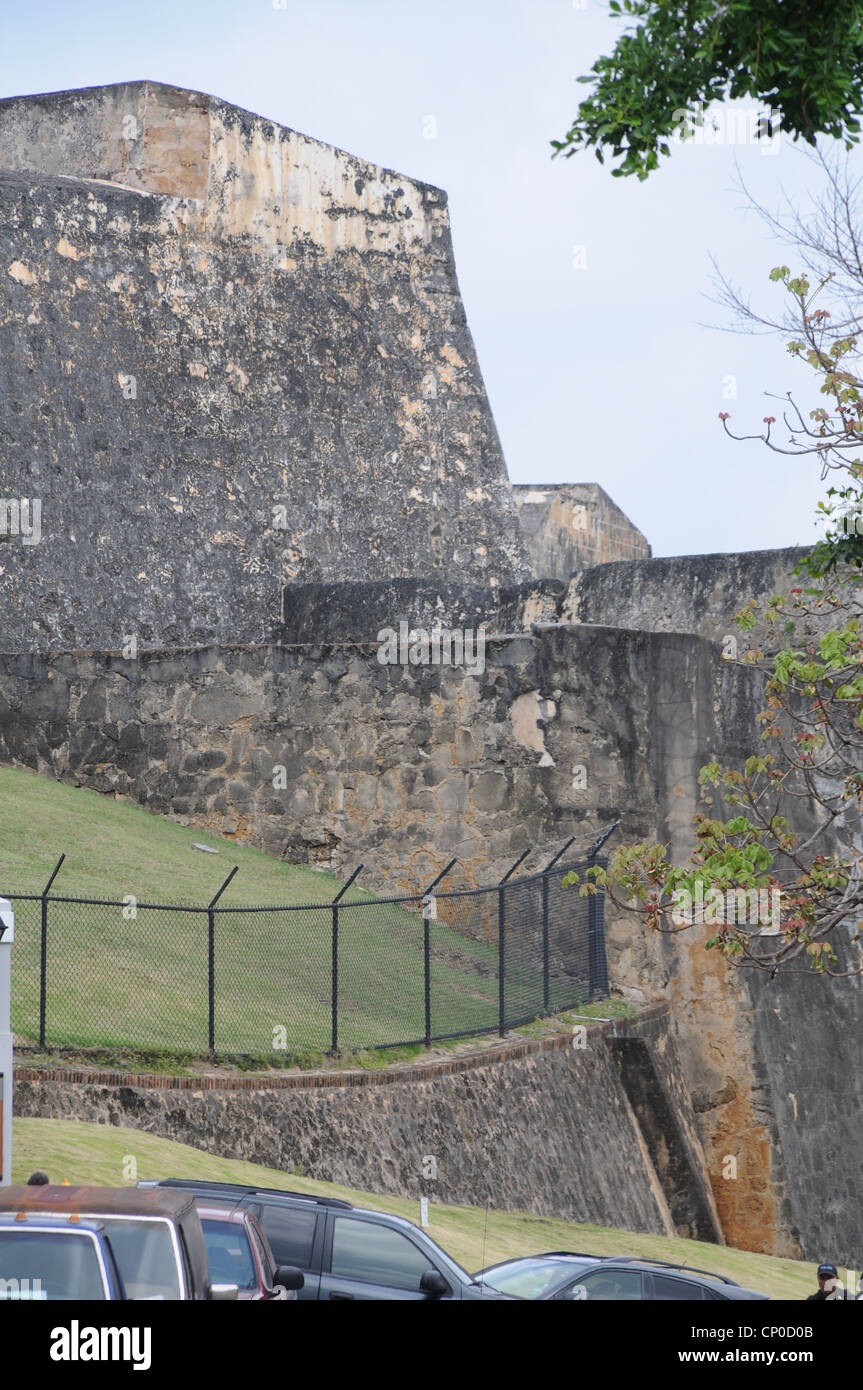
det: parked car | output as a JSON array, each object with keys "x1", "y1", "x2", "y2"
[
  {"x1": 196, "y1": 1202, "x2": 303, "y2": 1300},
  {"x1": 140, "y1": 1179, "x2": 513, "y2": 1300},
  {"x1": 474, "y1": 1252, "x2": 769, "y2": 1301},
  {"x1": 0, "y1": 1212, "x2": 127, "y2": 1300},
  {"x1": 0, "y1": 1185, "x2": 237, "y2": 1301}
]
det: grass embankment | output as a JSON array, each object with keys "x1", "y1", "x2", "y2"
[
  {"x1": 12, "y1": 1118, "x2": 815, "y2": 1300},
  {"x1": 13, "y1": 1000, "x2": 636, "y2": 1078},
  {"x1": 0, "y1": 767, "x2": 566, "y2": 1054}
]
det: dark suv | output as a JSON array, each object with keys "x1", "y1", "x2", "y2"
[
  {"x1": 139, "y1": 1180, "x2": 512, "y2": 1301},
  {"x1": 475, "y1": 1252, "x2": 769, "y2": 1300}
]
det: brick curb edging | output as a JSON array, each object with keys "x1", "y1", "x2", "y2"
[{"x1": 14, "y1": 1003, "x2": 669, "y2": 1092}]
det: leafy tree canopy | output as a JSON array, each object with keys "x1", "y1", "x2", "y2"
[{"x1": 553, "y1": 0, "x2": 863, "y2": 179}]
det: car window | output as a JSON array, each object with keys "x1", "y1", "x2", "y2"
[
  {"x1": 202, "y1": 1219, "x2": 257, "y2": 1290},
  {"x1": 258, "y1": 1205, "x2": 317, "y2": 1268},
  {"x1": 330, "y1": 1217, "x2": 434, "y2": 1291},
  {"x1": 651, "y1": 1273, "x2": 706, "y2": 1300},
  {"x1": 572, "y1": 1268, "x2": 644, "y2": 1300},
  {"x1": 0, "y1": 1230, "x2": 107, "y2": 1300},
  {"x1": 485, "y1": 1259, "x2": 592, "y2": 1298},
  {"x1": 95, "y1": 1218, "x2": 181, "y2": 1300}
]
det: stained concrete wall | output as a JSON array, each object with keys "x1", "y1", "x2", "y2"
[
  {"x1": 0, "y1": 82, "x2": 454, "y2": 258},
  {"x1": 0, "y1": 82, "x2": 527, "y2": 651},
  {"x1": 561, "y1": 527, "x2": 849, "y2": 1247},
  {"x1": 611, "y1": 1010, "x2": 722, "y2": 1243},
  {"x1": 277, "y1": 578, "x2": 565, "y2": 644},
  {"x1": 513, "y1": 483, "x2": 651, "y2": 582},
  {"x1": 566, "y1": 547, "x2": 814, "y2": 642},
  {"x1": 612, "y1": 863, "x2": 863, "y2": 1268},
  {"x1": 606, "y1": 668, "x2": 863, "y2": 1264},
  {"x1": 13, "y1": 1010, "x2": 715, "y2": 1240}
]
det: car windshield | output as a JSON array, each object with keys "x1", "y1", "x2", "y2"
[
  {"x1": 92, "y1": 1217, "x2": 181, "y2": 1300},
  {"x1": 0, "y1": 1229, "x2": 107, "y2": 1300},
  {"x1": 478, "y1": 1258, "x2": 593, "y2": 1298},
  {"x1": 201, "y1": 1219, "x2": 257, "y2": 1290}
]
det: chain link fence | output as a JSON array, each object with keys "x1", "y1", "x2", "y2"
[{"x1": 5, "y1": 842, "x2": 610, "y2": 1057}]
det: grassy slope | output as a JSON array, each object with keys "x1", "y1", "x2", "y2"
[
  {"x1": 0, "y1": 767, "x2": 555, "y2": 1052},
  {"x1": 12, "y1": 1118, "x2": 814, "y2": 1300},
  {"x1": 0, "y1": 764, "x2": 364, "y2": 903}
]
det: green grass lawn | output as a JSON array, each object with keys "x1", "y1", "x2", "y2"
[
  {"x1": 12, "y1": 1117, "x2": 817, "y2": 1300},
  {"x1": 0, "y1": 766, "x2": 569, "y2": 1054},
  {"x1": 0, "y1": 764, "x2": 367, "y2": 903}
]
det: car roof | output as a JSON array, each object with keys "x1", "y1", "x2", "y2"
[
  {"x1": 0, "y1": 1211, "x2": 107, "y2": 1232},
  {"x1": 478, "y1": 1252, "x2": 741, "y2": 1288},
  {"x1": 605, "y1": 1256, "x2": 738, "y2": 1286},
  {"x1": 144, "y1": 1178, "x2": 456, "y2": 1243},
  {"x1": 0, "y1": 1185, "x2": 198, "y2": 1220},
  {"x1": 476, "y1": 1252, "x2": 599, "y2": 1276},
  {"x1": 535, "y1": 1250, "x2": 603, "y2": 1261},
  {"x1": 142, "y1": 1178, "x2": 353, "y2": 1209},
  {"x1": 479, "y1": 1254, "x2": 767, "y2": 1300}
]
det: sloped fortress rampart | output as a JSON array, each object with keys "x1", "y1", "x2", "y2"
[
  {"x1": 0, "y1": 81, "x2": 531, "y2": 649},
  {"x1": 1, "y1": 83, "x2": 861, "y2": 1268}
]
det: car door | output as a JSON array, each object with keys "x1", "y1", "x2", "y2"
[
  {"x1": 321, "y1": 1214, "x2": 451, "y2": 1301},
  {"x1": 245, "y1": 1201, "x2": 321, "y2": 1302}
]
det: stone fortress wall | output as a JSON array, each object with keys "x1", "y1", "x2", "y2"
[
  {"x1": 513, "y1": 482, "x2": 651, "y2": 582},
  {"x1": 566, "y1": 546, "x2": 815, "y2": 641},
  {"x1": 1, "y1": 82, "x2": 860, "y2": 1264},
  {"x1": 13, "y1": 1008, "x2": 722, "y2": 1246},
  {"x1": 0, "y1": 80, "x2": 528, "y2": 649}
]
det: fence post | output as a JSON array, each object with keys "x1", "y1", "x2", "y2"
[
  {"x1": 498, "y1": 849, "x2": 531, "y2": 1036},
  {"x1": 421, "y1": 860, "x2": 457, "y2": 1049},
  {"x1": 207, "y1": 867, "x2": 239, "y2": 1056},
  {"x1": 39, "y1": 855, "x2": 65, "y2": 1048},
  {"x1": 585, "y1": 821, "x2": 619, "y2": 1000},
  {"x1": 331, "y1": 866, "x2": 363, "y2": 1054},
  {"x1": 0, "y1": 898, "x2": 14, "y2": 1187},
  {"x1": 541, "y1": 838, "x2": 575, "y2": 1014},
  {"x1": 330, "y1": 903, "x2": 338, "y2": 1053},
  {"x1": 586, "y1": 863, "x2": 608, "y2": 999},
  {"x1": 497, "y1": 887, "x2": 505, "y2": 1036}
]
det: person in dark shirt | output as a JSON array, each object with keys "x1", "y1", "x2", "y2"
[{"x1": 807, "y1": 1262, "x2": 847, "y2": 1300}]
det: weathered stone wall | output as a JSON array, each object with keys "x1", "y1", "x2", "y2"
[
  {"x1": 566, "y1": 547, "x2": 814, "y2": 642},
  {"x1": 13, "y1": 1010, "x2": 711, "y2": 1239},
  {"x1": 610, "y1": 1010, "x2": 723, "y2": 1243},
  {"x1": 0, "y1": 82, "x2": 527, "y2": 651},
  {"x1": 3, "y1": 624, "x2": 861, "y2": 1261},
  {"x1": 611, "y1": 884, "x2": 863, "y2": 1267},
  {"x1": 0, "y1": 625, "x2": 761, "y2": 891},
  {"x1": 608, "y1": 691, "x2": 863, "y2": 1263},
  {"x1": 513, "y1": 483, "x2": 651, "y2": 582},
  {"x1": 277, "y1": 578, "x2": 565, "y2": 644}
]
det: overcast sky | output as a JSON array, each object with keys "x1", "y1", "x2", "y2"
[{"x1": 1, "y1": 0, "x2": 855, "y2": 558}]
